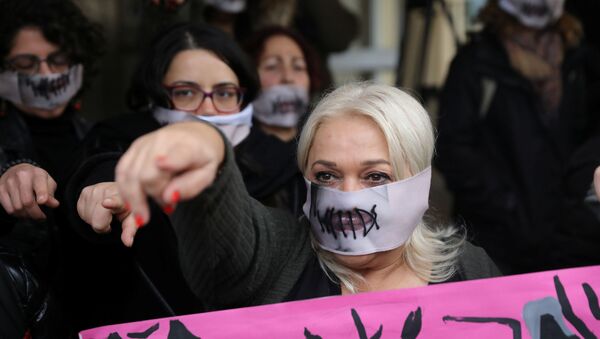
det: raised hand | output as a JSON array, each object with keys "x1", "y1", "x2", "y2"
[{"x1": 115, "y1": 122, "x2": 225, "y2": 246}]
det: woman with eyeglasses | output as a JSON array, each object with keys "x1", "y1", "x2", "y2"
[
  {"x1": 63, "y1": 22, "x2": 260, "y2": 327},
  {"x1": 0, "y1": 0, "x2": 103, "y2": 337}
]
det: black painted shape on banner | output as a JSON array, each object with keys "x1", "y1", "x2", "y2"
[
  {"x1": 351, "y1": 308, "x2": 383, "y2": 339},
  {"x1": 401, "y1": 307, "x2": 422, "y2": 339},
  {"x1": 127, "y1": 323, "x2": 159, "y2": 338},
  {"x1": 304, "y1": 327, "x2": 323, "y2": 339},
  {"x1": 540, "y1": 314, "x2": 579, "y2": 339},
  {"x1": 583, "y1": 283, "x2": 600, "y2": 320},
  {"x1": 554, "y1": 276, "x2": 596, "y2": 338},
  {"x1": 108, "y1": 333, "x2": 123, "y2": 339},
  {"x1": 167, "y1": 320, "x2": 201, "y2": 339},
  {"x1": 442, "y1": 316, "x2": 521, "y2": 339}
]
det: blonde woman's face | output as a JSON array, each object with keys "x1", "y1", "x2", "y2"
[
  {"x1": 306, "y1": 114, "x2": 394, "y2": 192},
  {"x1": 306, "y1": 114, "x2": 415, "y2": 271}
]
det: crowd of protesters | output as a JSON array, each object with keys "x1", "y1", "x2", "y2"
[{"x1": 0, "y1": 0, "x2": 598, "y2": 337}]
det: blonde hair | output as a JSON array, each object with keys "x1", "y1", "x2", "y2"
[{"x1": 298, "y1": 82, "x2": 464, "y2": 292}]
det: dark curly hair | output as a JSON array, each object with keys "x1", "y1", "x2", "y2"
[
  {"x1": 0, "y1": 0, "x2": 104, "y2": 88},
  {"x1": 127, "y1": 22, "x2": 259, "y2": 112},
  {"x1": 243, "y1": 25, "x2": 324, "y2": 95}
]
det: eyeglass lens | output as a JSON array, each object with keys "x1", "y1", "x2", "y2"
[
  {"x1": 170, "y1": 84, "x2": 242, "y2": 112},
  {"x1": 5, "y1": 51, "x2": 70, "y2": 74}
]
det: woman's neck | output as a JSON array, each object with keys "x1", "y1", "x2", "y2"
[
  {"x1": 340, "y1": 257, "x2": 427, "y2": 295},
  {"x1": 259, "y1": 123, "x2": 297, "y2": 142}
]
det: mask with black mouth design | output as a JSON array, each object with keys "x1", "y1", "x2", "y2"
[
  {"x1": 499, "y1": 0, "x2": 564, "y2": 28},
  {"x1": 0, "y1": 64, "x2": 83, "y2": 110},
  {"x1": 302, "y1": 167, "x2": 432, "y2": 255},
  {"x1": 252, "y1": 84, "x2": 309, "y2": 128}
]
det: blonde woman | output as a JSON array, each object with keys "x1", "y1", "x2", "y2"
[{"x1": 112, "y1": 82, "x2": 500, "y2": 310}]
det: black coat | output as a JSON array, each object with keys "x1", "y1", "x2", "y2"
[
  {"x1": 0, "y1": 102, "x2": 89, "y2": 263},
  {"x1": 0, "y1": 102, "x2": 90, "y2": 337},
  {"x1": 435, "y1": 30, "x2": 600, "y2": 273}
]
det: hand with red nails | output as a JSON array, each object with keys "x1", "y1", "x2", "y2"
[
  {"x1": 0, "y1": 164, "x2": 60, "y2": 220},
  {"x1": 115, "y1": 121, "x2": 224, "y2": 245},
  {"x1": 76, "y1": 181, "x2": 140, "y2": 246}
]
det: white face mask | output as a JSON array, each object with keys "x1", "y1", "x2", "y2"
[
  {"x1": 303, "y1": 167, "x2": 431, "y2": 256},
  {"x1": 252, "y1": 84, "x2": 309, "y2": 128},
  {"x1": 153, "y1": 104, "x2": 253, "y2": 146},
  {"x1": 0, "y1": 64, "x2": 83, "y2": 110},
  {"x1": 499, "y1": 0, "x2": 564, "y2": 28},
  {"x1": 204, "y1": 0, "x2": 246, "y2": 13}
]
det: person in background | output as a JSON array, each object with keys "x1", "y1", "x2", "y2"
[
  {"x1": 202, "y1": 0, "x2": 358, "y2": 89},
  {"x1": 108, "y1": 82, "x2": 500, "y2": 312},
  {"x1": 554, "y1": 134, "x2": 600, "y2": 269},
  {"x1": 435, "y1": 0, "x2": 600, "y2": 274},
  {"x1": 237, "y1": 25, "x2": 323, "y2": 215},
  {"x1": 0, "y1": 0, "x2": 103, "y2": 336}
]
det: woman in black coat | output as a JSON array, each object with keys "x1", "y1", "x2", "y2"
[
  {"x1": 435, "y1": 0, "x2": 600, "y2": 274},
  {"x1": 65, "y1": 22, "x2": 263, "y2": 329},
  {"x1": 0, "y1": 0, "x2": 103, "y2": 336}
]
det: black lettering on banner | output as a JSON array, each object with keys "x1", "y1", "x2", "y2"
[
  {"x1": 127, "y1": 323, "x2": 159, "y2": 338},
  {"x1": 351, "y1": 308, "x2": 383, "y2": 339},
  {"x1": 540, "y1": 314, "x2": 579, "y2": 339},
  {"x1": 442, "y1": 316, "x2": 521, "y2": 339},
  {"x1": 304, "y1": 308, "x2": 392, "y2": 338},
  {"x1": 554, "y1": 276, "x2": 596, "y2": 338},
  {"x1": 401, "y1": 307, "x2": 422, "y2": 339},
  {"x1": 304, "y1": 328, "x2": 323, "y2": 339},
  {"x1": 583, "y1": 283, "x2": 600, "y2": 320},
  {"x1": 167, "y1": 320, "x2": 201, "y2": 339}
]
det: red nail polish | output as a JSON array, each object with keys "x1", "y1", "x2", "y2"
[
  {"x1": 134, "y1": 214, "x2": 145, "y2": 228},
  {"x1": 163, "y1": 204, "x2": 174, "y2": 215},
  {"x1": 172, "y1": 191, "x2": 181, "y2": 204}
]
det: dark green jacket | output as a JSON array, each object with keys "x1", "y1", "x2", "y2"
[{"x1": 172, "y1": 135, "x2": 501, "y2": 311}]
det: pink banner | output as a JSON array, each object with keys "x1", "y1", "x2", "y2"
[{"x1": 80, "y1": 266, "x2": 600, "y2": 338}]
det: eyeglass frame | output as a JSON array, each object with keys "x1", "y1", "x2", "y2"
[
  {"x1": 3, "y1": 51, "x2": 71, "y2": 74},
  {"x1": 163, "y1": 82, "x2": 245, "y2": 113}
]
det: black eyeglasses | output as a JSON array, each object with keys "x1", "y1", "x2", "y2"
[
  {"x1": 164, "y1": 82, "x2": 244, "y2": 113},
  {"x1": 4, "y1": 51, "x2": 71, "y2": 75}
]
